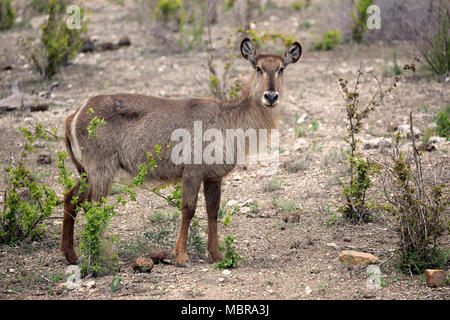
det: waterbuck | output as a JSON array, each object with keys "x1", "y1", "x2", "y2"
[{"x1": 61, "y1": 38, "x2": 302, "y2": 266}]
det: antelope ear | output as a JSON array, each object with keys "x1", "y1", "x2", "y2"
[
  {"x1": 283, "y1": 42, "x2": 302, "y2": 65},
  {"x1": 240, "y1": 38, "x2": 257, "y2": 67}
]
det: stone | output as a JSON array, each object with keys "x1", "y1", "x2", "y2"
[
  {"x1": 305, "y1": 286, "x2": 312, "y2": 295},
  {"x1": 240, "y1": 207, "x2": 251, "y2": 214},
  {"x1": 150, "y1": 249, "x2": 171, "y2": 264},
  {"x1": 326, "y1": 242, "x2": 339, "y2": 249},
  {"x1": 362, "y1": 137, "x2": 391, "y2": 150},
  {"x1": 83, "y1": 280, "x2": 96, "y2": 289},
  {"x1": 424, "y1": 269, "x2": 446, "y2": 288},
  {"x1": 37, "y1": 153, "x2": 52, "y2": 165},
  {"x1": 416, "y1": 143, "x2": 436, "y2": 152},
  {"x1": 222, "y1": 269, "x2": 231, "y2": 276},
  {"x1": 429, "y1": 136, "x2": 447, "y2": 144},
  {"x1": 294, "y1": 138, "x2": 309, "y2": 150},
  {"x1": 281, "y1": 212, "x2": 301, "y2": 223},
  {"x1": 133, "y1": 257, "x2": 154, "y2": 273},
  {"x1": 339, "y1": 250, "x2": 378, "y2": 266},
  {"x1": 64, "y1": 265, "x2": 82, "y2": 290},
  {"x1": 117, "y1": 36, "x2": 131, "y2": 47}
]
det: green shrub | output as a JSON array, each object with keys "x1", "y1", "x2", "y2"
[
  {"x1": 264, "y1": 179, "x2": 281, "y2": 192},
  {"x1": 434, "y1": 105, "x2": 450, "y2": 140},
  {"x1": 154, "y1": 0, "x2": 181, "y2": 22},
  {"x1": 291, "y1": 1, "x2": 303, "y2": 11},
  {"x1": 298, "y1": 21, "x2": 311, "y2": 29},
  {"x1": 0, "y1": 0, "x2": 14, "y2": 30},
  {"x1": 350, "y1": 0, "x2": 373, "y2": 43},
  {"x1": 382, "y1": 52, "x2": 402, "y2": 77},
  {"x1": 385, "y1": 116, "x2": 449, "y2": 274},
  {"x1": 313, "y1": 30, "x2": 342, "y2": 51},
  {"x1": 217, "y1": 201, "x2": 238, "y2": 226},
  {"x1": 214, "y1": 236, "x2": 243, "y2": 269},
  {"x1": 31, "y1": 0, "x2": 66, "y2": 14},
  {"x1": 0, "y1": 125, "x2": 58, "y2": 245},
  {"x1": 334, "y1": 68, "x2": 398, "y2": 223},
  {"x1": 419, "y1": 7, "x2": 449, "y2": 76},
  {"x1": 27, "y1": 0, "x2": 87, "y2": 79},
  {"x1": 178, "y1": 2, "x2": 205, "y2": 52},
  {"x1": 79, "y1": 197, "x2": 119, "y2": 277}
]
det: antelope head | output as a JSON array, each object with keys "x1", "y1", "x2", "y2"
[{"x1": 240, "y1": 37, "x2": 302, "y2": 107}]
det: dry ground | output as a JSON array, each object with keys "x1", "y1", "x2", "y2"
[{"x1": 0, "y1": 0, "x2": 449, "y2": 300}]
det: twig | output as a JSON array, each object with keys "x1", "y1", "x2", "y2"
[{"x1": 379, "y1": 251, "x2": 397, "y2": 266}]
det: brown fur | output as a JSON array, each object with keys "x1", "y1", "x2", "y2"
[{"x1": 60, "y1": 38, "x2": 302, "y2": 266}]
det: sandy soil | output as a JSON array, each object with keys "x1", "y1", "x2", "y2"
[{"x1": 0, "y1": 0, "x2": 449, "y2": 300}]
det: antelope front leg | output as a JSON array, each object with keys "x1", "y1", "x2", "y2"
[
  {"x1": 174, "y1": 175, "x2": 201, "y2": 267},
  {"x1": 204, "y1": 178, "x2": 223, "y2": 263}
]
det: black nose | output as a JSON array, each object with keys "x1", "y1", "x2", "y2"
[{"x1": 264, "y1": 92, "x2": 279, "y2": 104}]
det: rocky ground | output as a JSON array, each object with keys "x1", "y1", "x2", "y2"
[{"x1": 0, "y1": 0, "x2": 449, "y2": 300}]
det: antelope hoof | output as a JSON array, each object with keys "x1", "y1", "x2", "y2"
[
  {"x1": 209, "y1": 250, "x2": 223, "y2": 263},
  {"x1": 174, "y1": 252, "x2": 190, "y2": 267},
  {"x1": 61, "y1": 247, "x2": 79, "y2": 264}
]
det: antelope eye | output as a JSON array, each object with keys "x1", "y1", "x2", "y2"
[{"x1": 256, "y1": 66, "x2": 263, "y2": 74}]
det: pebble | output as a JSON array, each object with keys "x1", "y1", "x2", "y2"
[
  {"x1": 83, "y1": 280, "x2": 96, "y2": 289},
  {"x1": 222, "y1": 269, "x2": 231, "y2": 276},
  {"x1": 326, "y1": 242, "x2": 339, "y2": 249}
]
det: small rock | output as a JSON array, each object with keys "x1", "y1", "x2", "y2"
[
  {"x1": 218, "y1": 277, "x2": 225, "y2": 282},
  {"x1": 117, "y1": 36, "x2": 131, "y2": 47},
  {"x1": 222, "y1": 269, "x2": 231, "y2": 276},
  {"x1": 416, "y1": 143, "x2": 436, "y2": 152},
  {"x1": 37, "y1": 153, "x2": 52, "y2": 165},
  {"x1": 240, "y1": 207, "x2": 251, "y2": 214},
  {"x1": 281, "y1": 212, "x2": 301, "y2": 223},
  {"x1": 343, "y1": 237, "x2": 352, "y2": 242},
  {"x1": 133, "y1": 257, "x2": 154, "y2": 273},
  {"x1": 362, "y1": 291, "x2": 376, "y2": 299},
  {"x1": 326, "y1": 242, "x2": 339, "y2": 249},
  {"x1": 362, "y1": 138, "x2": 391, "y2": 150},
  {"x1": 294, "y1": 138, "x2": 309, "y2": 150},
  {"x1": 98, "y1": 42, "x2": 116, "y2": 51},
  {"x1": 424, "y1": 269, "x2": 447, "y2": 288},
  {"x1": 64, "y1": 265, "x2": 82, "y2": 290},
  {"x1": 83, "y1": 280, "x2": 96, "y2": 289},
  {"x1": 296, "y1": 113, "x2": 307, "y2": 124},
  {"x1": 8, "y1": 268, "x2": 15, "y2": 273},
  {"x1": 310, "y1": 268, "x2": 320, "y2": 274},
  {"x1": 54, "y1": 283, "x2": 67, "y2": 295},
  {"x1": 339, "y1": 250, "x2": 378, "y2": 266},
  {"x1": 429, "y1": 136, "x2": 446, "y2": 144},
  {"x1": 305, "y1": 286, "x2": 312, "y2": 295},
  {"x1": 150, "y1": 249, "x2": 171, "y2": 264},
  {"x1": 81, "y1": 38, "x2": 95, "y2": 53}
]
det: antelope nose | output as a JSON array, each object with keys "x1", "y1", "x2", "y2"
[{"x1": 264, "y1": 92, "x2": 279, "y2": 104}]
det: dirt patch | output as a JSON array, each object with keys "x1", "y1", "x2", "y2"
[{"x1": 0, "y1": 0, "x2": 448, "y2": 300}]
